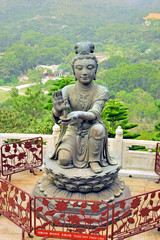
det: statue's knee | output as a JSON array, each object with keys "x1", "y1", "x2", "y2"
[
  {"x1": 58, "y1": 149, "x2": 72, "y2": 166},
  {"x1": 90, "y1": 124, "x2": 105, "y2": 139}
]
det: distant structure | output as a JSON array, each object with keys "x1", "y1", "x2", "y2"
[
  {"x1": 96, "y1": 55, "x2": 108, "y2": 62},
  {"x1": 37, "y1": 64, "x2": 59, "y2": 73},
  {"x1": 143, "y1": 13, "x2": 160, "y2": 26},
  {"x1": 37, "y1": 64, "x2": 60, "y2": 83}
]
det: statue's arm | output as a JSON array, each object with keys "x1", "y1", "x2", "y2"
[
  {"x1": 52, "y1": 86, "x2": 70, "y2": 123},
  {"x1": 52, "y1": 109, "x2": 61, "y2": 124},
  {"x1": 68, "y1": 110, "x2": 96, "y2": 121},
  {"x1": 68, "y1": 86, "x2": 108, "y2": 121},
  {"x1": 68, "y1": 99, "x2": 107, "y2": 121}
]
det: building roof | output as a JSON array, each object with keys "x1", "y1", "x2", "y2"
[{"x1": 144, "y1": 13, "x2": 160, "y2": 20}]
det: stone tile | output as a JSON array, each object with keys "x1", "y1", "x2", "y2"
[
  {"x1": 145, "y1": 179, "x2": 160, "y2": 192},
  {"x1": 126, "y1": 232, "x2": 144, "y2": 240},
  {"x1": 144, "y1": 228, "x2": 160, "y2": 240},
  {"x1": 0, "y1": 171, "x2": 160, "y2": 239},
  {"x1": 121, "y1": 177, "x2": 146, "y2": 195}
]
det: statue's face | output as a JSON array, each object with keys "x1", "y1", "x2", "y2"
[{"x1": 74, "y1": 58, "x2": 96, "y2": 85}]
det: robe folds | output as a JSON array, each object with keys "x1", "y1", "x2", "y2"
[{"x1": 52, "y1": 83, "x2": 113, "y2": 168}]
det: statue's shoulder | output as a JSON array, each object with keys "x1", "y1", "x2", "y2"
[
  {"x1": 95, "y1": 84, "x2": 108, "y2": 94},
  {"x1": 63, "y1": 84, "x2": 76, "y2": 91},
  {"x1": 62, "y1": 84, "x2": 76, "y2": 97}
]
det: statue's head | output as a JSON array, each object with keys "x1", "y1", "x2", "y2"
[{"x1": 72, "y1": 42, "x2": 98, "y2": 81}]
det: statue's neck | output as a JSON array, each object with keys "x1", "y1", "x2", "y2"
[{"x1": 77, "y1": 81, "x2": 94, "y2": 93}]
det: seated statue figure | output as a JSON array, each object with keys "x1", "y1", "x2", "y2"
[{"x1": 50, "y1": 42, "x2": 117, "y2": 174}]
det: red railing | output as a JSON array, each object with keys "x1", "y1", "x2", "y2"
[
  {"x1": 109, "y1": 189, "x2": 160, "y2": 240},
  {"x1": 0, "y1": 177, "x2": 33, "y2": 240},
  {"x1": 0, "y1": 177, "x2": 160, "y2": 240},
  {"x1": 155, "y1": 143, "x2": 160, "y2": 182},
  {"x1": 0, "y1": 138, "x2": 160, "y2": 239},
  {"x1": 34, "y1": 196, "x2": 109, "y2": 240},
  {"x1": 0, "y1": 137, "x2": 43, "y2": 181}
]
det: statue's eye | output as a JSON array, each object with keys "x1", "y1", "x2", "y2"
[
  {"x1": 87, "y1": 65, "x2": 94, "y2": 70},
  {"x1": 76, "y1": 66, "x2": 83, "y2": 71}
]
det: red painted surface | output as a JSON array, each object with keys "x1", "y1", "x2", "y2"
[
  {"x1": 155, "y1": 143, "x2": 160, "y2": 178},
  {"x1": 34, "y1": 197, "x2": 109, "y2": 240},
  {"x1": 0, "y1": 137, "x2": 43, "y2": 181},
  {"x1": 110, "y1": 189, "x2": 160, "y2": 240},
  {"x1": 1, "y1": 177, "x2": 160, "y2": 239},
  {"x1": 36, "y1": 230, "x2": 106, "y2": 240},
  {"x1": 0, "y1": 139, "x2": 160, "y2": 239},
  {"x1": 0, "y1": 177, "x2": 33, "y2": 239}
]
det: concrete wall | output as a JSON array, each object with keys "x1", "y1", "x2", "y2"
[{"x1": 0, "y1": 125, "x2": 159, "y2": 179}]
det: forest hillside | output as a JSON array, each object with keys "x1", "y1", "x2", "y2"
[{"x1": 0, "y1": 0, "x2": 160, "y2": 140}]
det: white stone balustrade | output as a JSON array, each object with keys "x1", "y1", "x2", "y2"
[{"x1": 0, "y1": 125, "x2": 159, "y2": 180}]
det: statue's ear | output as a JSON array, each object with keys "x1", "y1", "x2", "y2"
[
  {"x1": 72, "y1": 64, "x2": 76, "y2": 78},
  {"x1": 95, "y1": 63, "x2": 98, "y2": 73},
  {"x1": 73, "y1": 69, "x2": 77, "y2": 81},
  {"x1": 93, "y1": 63, "x2": 98, "y2": 81}
]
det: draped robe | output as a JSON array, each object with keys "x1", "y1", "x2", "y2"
[{"x1": 52, "y1": 83, "x2": 113, "y2": 168}]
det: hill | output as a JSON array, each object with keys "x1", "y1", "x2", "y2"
[
  {"x1": 126, "y1": 0, "x2": 160, "y2": 9},
  {"x1": 0, "y1": 0, "x2": 160, "y2": 48}
]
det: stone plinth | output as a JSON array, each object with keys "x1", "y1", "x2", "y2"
[{"x1": 32, "y1": 151, "x2": 130, "y2": 203}]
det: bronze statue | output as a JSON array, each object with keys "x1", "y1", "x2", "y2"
[
  {"x1": 33, "y1": 42, "x2": 126, "y2": 203},
  {"x1": 50, "y1": 42, "x2": 117, "y2": 174}
]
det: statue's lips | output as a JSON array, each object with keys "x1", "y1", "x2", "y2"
[{"x1": 81, "y1": 77, "x2": 88, "y2": 80}]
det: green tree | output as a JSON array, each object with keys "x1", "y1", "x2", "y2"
[
  {"x1": 9, "y1": 87, "x2": 53, "y2": 133},
  {"x1": 153, "y1": 104, "x2": 160, "y2": 141},
  {"x1": 57, "y1": 63, "x2": 72, "y2": 75},
  {"x1": 102, "y1": 63, "x2": 160, "y2": 98},
  {"x1": 99, "y1": 56, "x2": 130, "y2": 71},
  {"x1": 101, "y1": 99, "x2": 140, "y2": 138},
  {"x1": 44, "y1": 75, "x2": 75, "y2": 110},
  {"x1": 0, "y1": 78, "x2": 4, "y2": 85},
  {"x1": 11, "y1": 87, "x2": 46, "y2": 119},
  {"x1": 0, "y1": 44, "x2": 38, "y2": 82},
  {"x1": 27, "y1": 67, "x2": 44, "y2": 83},
  {"x1": 20, "y1": 30, "x2": 45, "y2": 47},
  {"x1": 38, "y1": 47, "x2": 64, "y2": 65},
  {"x1": 116, "y1": 89, "x2": 158, "y2": 122}
]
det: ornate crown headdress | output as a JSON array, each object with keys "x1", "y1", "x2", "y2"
[
  {"x1": 74, "y1": 42, "x2": 95, "y2": 55},
  {"x1": 72, "y1": 42, "x2": 98, "y2": 65},
  {"x1": 71, "y1": 42, "x2": 98, "y2": 81}
]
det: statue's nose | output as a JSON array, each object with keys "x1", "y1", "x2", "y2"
[{"x1": 82, "y1": 68, "x2": 87, "y2": 74}]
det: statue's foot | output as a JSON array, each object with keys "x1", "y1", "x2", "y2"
[
  {"x1": 108, "y1": 157, "x2": 117, "y2": 165},
  {"x1": 101, "y1": 160, "x2": 108, "y2": 167},
  {"x1": 57, "y1": 161, "x2": 74, "y2": 169},
  {"x1": 48, "y1": 150, "x2": 55, "y2": 159},
  {"x1": 90, "y1": 162, "x2": 103, "y2": 173}
]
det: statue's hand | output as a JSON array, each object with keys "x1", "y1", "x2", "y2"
[
  {"x1": 68, "y1": 111, "x2": 82, "y2": 120},
  {"x1": 52, "y1": 90, "x2": 69, "y2": 112}
]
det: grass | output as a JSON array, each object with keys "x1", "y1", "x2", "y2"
[
  {"x1": 18, "y1": 87, "x2": 28, "y2": 94},
  {"x1": 0, "y1": 89, "x2": 11, "y2": 102}
]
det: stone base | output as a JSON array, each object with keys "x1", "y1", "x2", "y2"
[
  {"x1": 44, "y1": 151, "x2": 122, "y2": 194},
  {"x1": 32, "y1": 151, "x2": 130, "y2": 202},
  {"x1": 32, "y1": 173, "x2": 131, "y2": 201},
  {"x1": 33, "y1": 173, "x2": 126, "y2": 202},
  {"x1": 32, "y1": 176, "x2": 131, "y2": 225},
  {"x1": 32, "y1": 150, "x2": 132, "y2": 225}
]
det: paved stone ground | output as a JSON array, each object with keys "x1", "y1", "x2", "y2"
[{"x1": 0, "y1": 169, "x2": 160, "y2": 240}]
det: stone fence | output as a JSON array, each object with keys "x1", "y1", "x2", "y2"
[{"x1": 0, "y1": 125, "x2": 159, "y2": 180}]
